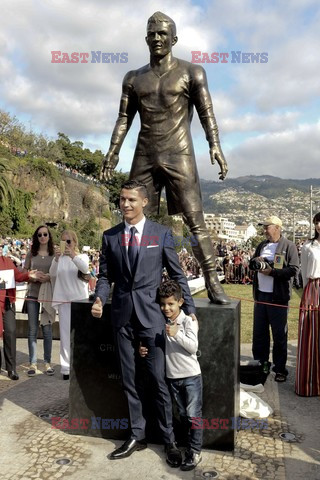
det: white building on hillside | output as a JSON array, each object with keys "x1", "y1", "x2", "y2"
[
  {"x1": 204, "y1": 214, "x2": 239, "y2": 241},
  {"x1": 235, "y1": 224, "x2": 257, "y2": 242},
  {"x1": 204, "y1": 215, "x2": 257, "y2": 243}
]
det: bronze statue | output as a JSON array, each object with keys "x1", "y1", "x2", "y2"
[{"x1": 101, "y1": 12, "x2": 230, "y2": 304}]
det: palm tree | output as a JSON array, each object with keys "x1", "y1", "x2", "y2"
[{"x1": 0, "y1": 158, "x2": 15, "y2": 208}]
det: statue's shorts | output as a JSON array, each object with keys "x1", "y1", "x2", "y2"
[{"x1": 129, "y1": 153, "x2": 203, "y2": 215}]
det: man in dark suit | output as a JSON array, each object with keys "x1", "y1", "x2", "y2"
[{"x1": 91, "y1": 179, "x2": 196, "y2": 467}]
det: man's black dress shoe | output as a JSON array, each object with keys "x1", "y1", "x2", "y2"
[
  {"x1": 180, "y1": 450, "x2": 202, "y2": 471},
  {"x1": 110, "y1": 438, "x2": 147, "y2": 460},
  {"x1": 8, "y1": 371, "x2": 19, "y2": 380},
  {"x1": 165, "y1": 442, "x2": 182, "y2": 468}
]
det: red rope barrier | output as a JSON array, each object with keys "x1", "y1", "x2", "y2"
[
  {"x1": 14, "y1": 294, "x2": 319, "y2": 312},
  {"x1": 228, "y1": 295, "x2": 319, "y2": 312},
  {"x1": 15, "y1": 296, "x2": 74, "y2": 305}
]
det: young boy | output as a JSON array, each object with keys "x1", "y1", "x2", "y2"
[{"x1": 140, "y1": 279, "x2": 203, "y2": 471}]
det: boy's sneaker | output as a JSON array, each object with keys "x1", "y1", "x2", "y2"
[
  {"x1": 180, "y1": 451, "x2": 202, "y2": 471},
  {"x1": 45, "y1": 363, "x2": 55, "y2": 376},
  {"x1": 27, "y1": 364, "x2": 37, "y2": 377}
]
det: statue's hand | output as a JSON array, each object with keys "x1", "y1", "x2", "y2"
[
  {"x1": 210, "y1": 145, "x2": 228, "y2": 180},
  {"x1": 100, "y1": 151, "x2": 119, "y2": 182}
]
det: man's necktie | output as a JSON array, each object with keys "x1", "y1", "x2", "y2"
[{"x1": 128, "y1": 226, "x2": 139, "y2": 273}]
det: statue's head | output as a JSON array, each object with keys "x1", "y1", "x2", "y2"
[
  {"x1": 146, "y1": 12, "x2": 178, "y2": 57},
  {"x1": 147, "y1": 12, "x2": 176, "y2": 37}
]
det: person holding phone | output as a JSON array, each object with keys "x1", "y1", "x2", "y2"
[
  {"x1": 49, "y1": 230, "x2": 89, "y2": 380},
  {"x1": 24, "y1": 225, "x2": 55, "y2": 377}
]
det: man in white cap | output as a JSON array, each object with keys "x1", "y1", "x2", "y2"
[{"x1": 250, "y1": 216, "x2": 299, "y2": 382}]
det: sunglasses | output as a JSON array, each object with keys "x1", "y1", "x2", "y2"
[
  {"x1": 38, "y1": 233, "x2": 48, "y2": 238},
  {"x1": 65, "y1": 239, "x2": 72, "y2": 244}
]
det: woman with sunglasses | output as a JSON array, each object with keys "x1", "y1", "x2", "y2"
[
  {"x1": 50, "y1": 230, "x2": 89, "y2": 380},
  {"x1": 24, "y1": 225, "x2": 55, "y2": 377}
]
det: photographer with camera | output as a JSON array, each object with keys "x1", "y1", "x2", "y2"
[{"x1": 250, "y1": 216, "x2": 299, "y2": 382}]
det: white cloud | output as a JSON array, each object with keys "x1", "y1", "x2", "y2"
[
  {"x1": 221, "y1": 111, "x2": 300, "y2": 134},
  {"x1": 197, "y1": 122, "x2": 320, "y2": 180},
  {"x1": 1, "y1": 0, "x2": 207, "y2": 141}
]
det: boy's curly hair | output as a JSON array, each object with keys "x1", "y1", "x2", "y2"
[{"x1": 158, "y1": 279, "x2": 183, "y2": 301}]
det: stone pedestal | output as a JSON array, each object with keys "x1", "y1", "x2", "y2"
[
  {"x1": 194, "y1": 298, "x2": 240, "y2": 449},
  {"x1": 69, "y1": 298, "x2": 240, "y2": 450}
]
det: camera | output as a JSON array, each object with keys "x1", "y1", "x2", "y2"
[{"x1": 249, "y1": 257, "x2": 273, "y2": 271}]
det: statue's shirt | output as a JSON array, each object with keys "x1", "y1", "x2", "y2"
[{"x1": 124, "y1": 59, "x2": 213, "y2": 156}]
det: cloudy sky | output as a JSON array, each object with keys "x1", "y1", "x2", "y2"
[{"x1": 1, "y1": 0, "x2": 320, "y2": 180}]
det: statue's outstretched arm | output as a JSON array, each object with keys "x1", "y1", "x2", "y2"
[
  {"x1": 100, "y1": 72, "x2": 138, "y2": 181},
  {"x1": 191, "y1": 66, "x2": 228, "y2": 180}
]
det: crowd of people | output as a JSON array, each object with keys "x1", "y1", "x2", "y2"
[
  {"x1": 0, "y1": 235, "x2": 99, "y2": 291},
  {"x1": 55, "y1": 163, "x2": 102, "y2": 187},
  {"x1": 0, "y1": 234, "x2": 306, "y2": 294},
  {"x1": 0, "y1": 235, "x2": 263, "y2": 289},
  {"x1": 177, "y1": 249, "x2": 201, "y2": 280}
]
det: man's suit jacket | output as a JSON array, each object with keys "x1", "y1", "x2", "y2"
[{"x1": 95, "y1": 219, "x2": 196, "y2": 328}]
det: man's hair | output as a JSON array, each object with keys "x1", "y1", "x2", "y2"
[
  {"x1": 147, "y1": 11, "x2": 176, "y2": 36},
  {"x1": 158, "y1": 279, "x2": 183, "y2": 301},
  {"x1": 121, "y1": 179, "x2": 148, "y2": 199}
]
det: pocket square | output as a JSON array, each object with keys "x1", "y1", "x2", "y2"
[{"x1": 147, "y1": 245, "x2": 159, "y2": 248}]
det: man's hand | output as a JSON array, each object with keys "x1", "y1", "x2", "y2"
[
  {"x1": 91, "y1": 297, "x2": 103, "y2": 318},
  {"x1": 100, "y1": 151, "x2": 119, "y2": 182},
  {"x1": 254, "y1": 256, "x2": 273, "y2": 276},
  {"x1": 260, "y1": 264, "x2": 273, "y2": 276},
  {"x1": 190, "y1": 313, "x2": 198, "y2": 323},
  {"x1": 139, "y1": 342, "x2": 148, "y2": 357},
  {"x1": 210, "y1": 145, "x2": 228, "y2": 180}
]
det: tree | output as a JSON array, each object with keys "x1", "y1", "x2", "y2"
[
  {"x1": 106, "y1": 170, "x2": 129, "y2": 207},
  {"x1": 0, "y1": 110, "x2": 21, "y2": 146},
  {"x1": 81, "y1": 149, "x2": 104, "y2": 177},
  {"x1": 47, "y1": 140, "x2": 64, "y2": 163},
  {"x1": 0, "y1": 158, "x2": 15, "y2": 208},
  {"x1": 250, "y1": 234, "x2": 265, "y2": 249}
]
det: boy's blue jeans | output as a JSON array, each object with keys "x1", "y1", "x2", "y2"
[{"x1": 168, "y1": 374, "x2": 203, "y2": 453}]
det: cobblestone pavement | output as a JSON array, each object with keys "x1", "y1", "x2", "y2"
[{"x1": 0, "y1": 340, "x2": 319, "y2": 480}]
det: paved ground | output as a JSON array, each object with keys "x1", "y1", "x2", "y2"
[{"x1": 0, "y1": 339, "x2": 319, "y2": 480}]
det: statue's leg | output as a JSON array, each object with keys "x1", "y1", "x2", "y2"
[{"x1": 182, "y1": 211, "x2": 230, "y2": 305}]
